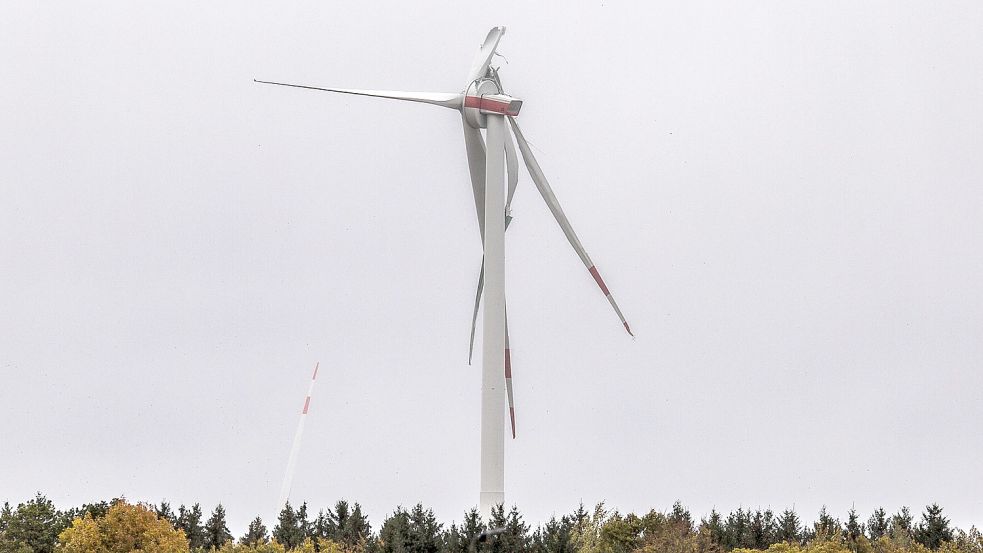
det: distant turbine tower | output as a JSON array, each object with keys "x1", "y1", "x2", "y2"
[
  {"x1": 257, "y1": 27, "x2": 631, "y2": 520},
  {"x1": 278, "y1": 362, "x2": 319, "y2": 509}
]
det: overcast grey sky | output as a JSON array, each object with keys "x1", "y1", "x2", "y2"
[{"x1": 2, "y1": 0, "x2": 982, "y2": 537}]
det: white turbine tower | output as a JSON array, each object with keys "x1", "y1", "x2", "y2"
[{"x1": 257, "y1": 27, "x2": 631, "y2": 520}]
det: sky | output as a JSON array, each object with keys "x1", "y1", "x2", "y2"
[{"x1": 2, "y1": 0, "x2": 982, "y2": 537}]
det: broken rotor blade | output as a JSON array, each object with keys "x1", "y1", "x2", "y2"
[
  {"x1": 467, "y1": 27, "x2": 506, "y2": 83},
  {"x1": 507, "y1": 116, "x2": 633, "y2": 336},
  {"x1": 505, "y1": 125, "x2": 519, "y2": 212},
  {"x1": 505, "y1": 303, "x2": 515, "y2": 439},
  {"x1": 463, "y1": 116, "x2": 487, "y2": 242},
  {"x1": 254, "y1": 80, "x2": 463, "y2": 110},
  {"x1": 467, "y1": 215, "x2": 515, "y2": 365}
]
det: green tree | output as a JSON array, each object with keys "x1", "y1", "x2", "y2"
[
  {"x1": 274, "y1": 502, "x2": 307, "y2": 550},
  {"x1": 813, "y1": 507, "x2": 842, "y2": 543},
  {"x1": 378, "y1": 508, "x2": 411, "y2": 553},
  {"x1": 177, "y1": 503, "x2": 206, "y2": 550},
  {"x1": 0, "y1": 493, "x2": 67, "y2": 553},
  {"x1": 844, "y1": 508, "x2": 864, "y2": 549},
  {"x1": 242, "y1": 517, "x2": 270, "y2": 546},
  {"x1": 915, "y1": 504, "x2": 952, "y2": 550},
  {"x1": 867, "y1": 509, "x2": 888, "y2": 541},
  {"x1": 777, "y1": 509, "x2": 802, "y2": 545},
  {"x1": 205, "y1": 504, "x2": 234, "y2": 549},
  {"x1": 751, "y1": 509, "x2": 777, "y2": 549},
  {"x1": 890, "y1": 508, "x2": 914, "y2": 540},
  {"x1": 407, "y1": 504, "x2": 442, "y2": 553},
  {"x1": 699, "y1": 509, "x2": 725, "y2": 549},
  {"x1": 156, "y1": 502, "x2": 178, "y2": 528}
]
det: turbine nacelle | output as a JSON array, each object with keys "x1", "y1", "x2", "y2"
[{"x1": 462, "y1": 78, "x2": 522, "y2": 129}]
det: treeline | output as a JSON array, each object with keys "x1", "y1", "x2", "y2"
[{"x1": 1, "y1": 493, "x2": 981, "y2": 553}]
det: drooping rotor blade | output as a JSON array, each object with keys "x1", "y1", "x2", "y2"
[
  {"x1": 254, "y1": 80, "x2": 463, "y2": 110},
  {"x1": 467, "y1": 27, "x2": 506, "y2": 83},
  {"x1": 505, "y1": 304, "x2": 515, "y2": 439},
  {"x1": 468, "y1": 132, "x2": 521, "y2": 364},
  {"x1": 278, "y1": 362, "x2": 319, "y2": 510},
  {"x1": 505, "y1": 125, "x2": 519, "y2": 212},
  {"x1": 507, "y1": 117, "x2": 634, "y2": 336},
  {"x1": 463, "y1": 117, "x2": 487, "y2": 242}
]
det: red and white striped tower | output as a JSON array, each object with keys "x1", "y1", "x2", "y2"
[{"x1": 278, "y1": 362, "x2": 319, "y2": 509}]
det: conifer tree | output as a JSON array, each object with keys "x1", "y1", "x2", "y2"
[
  {"x1": 890, "y1": 507, "x2": 914, "y2": 540},
  {"x1": 867, "y1": 508, "x2": 889, "y2": 541},
  {"x1": 844, "y1": 507, "x2": 864, "y2": 550},
  {"x1": 493, "y1": 506, "x2": 530, "y2": 553},
  {"x1": 408, "y1": 503, "x2": 442, "y2": 553},
  {"x1": 204, "y1": 503, "x2": 233, "y2": 549},
  {"x1": 274, "y1": 502, "x2": 307, "y2": 550},
  {"x1": 154, "y1": 501, "x2": 177, "y2": 528},
  {"x1": 813, "y1": 506, "x2": 841, "y2": 542},
  {"x1": 379, "y1": 507, "x2": 411, "y2": 553},
  {"x1": 915, "y1": 503, "x2": 953, "y2": 549},
  {"x1": 0, "y1": 493, "x2": 65, "y2": 553},
  {"x1": 242, "y1": 516, "x2": 269, "y2": 545},
  {"x1": 177, "y1": 503, "x2": 207, "y2": 550},
  {"x1": 698, "y1": 510, "x2": 725, "y2": 548},
  {"x1": 776, "y1": 509, "x2": 801, "y2": 544}
]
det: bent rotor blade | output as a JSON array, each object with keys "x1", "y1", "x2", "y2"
[
  {"x1": 467, "y1": 27, "x2": 506, "y2": 83},
  {"x1": 507, "y1": 117, "x2": 634, "y2": 336},
  {"x1": 254, "y1": 80, "x2": 463, "y2": 110},
  {"x1": 505, "y1": 304, "x2": 515, "y2": 439},
  {"x1": 463, "y1": 116, "x2": 487, "y2": 242},
  {"x1": 505, "y1": 125, "x2": 519, "y2": 212},
  {"x1": 278, "y1": 362, "x2": 319, "y2": 509},
  {"x1": 468, "y1": 133, "x2": 520, "y2": 364}
]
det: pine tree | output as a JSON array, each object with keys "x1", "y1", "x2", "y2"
[
  {"x1": 722, "y1": 507, "x2": 753, "y2": 549},
  {"x1": 204, "y1": 504, "x2": 233, "y2": 549},
  {"x1": 844, "y1": 507, "x2": 864, "y2": 550},
  {"x1": 379, "y1": 507, "x2": 411, "y2": 553},
  {"x1": 155, "y1": 501, "x2": 177, "y2": 528},
  {"x1": 345, "y1": 503, "x2": 373, "y2": 548},
  {"x1": 698, "y1": 510, "x2": 725, "y2": 548},
  {"x1": 408, "y1": 503, "x2": 443, "y2": 553},
  {"x1": 242, "y1": 516, "x2": 269, "y2": 545},
  {"x1": 176, "y1": 503, "x2": 207, "y2": 550},
  {"x1": 890, "y1": 507, "x2": 914, "y2": 540},
  {"x1": 813, "y1": 506, "x2": 841, "y2": 542},
  {"x1": 867, "y1": 508, "x2": 888, "y2": 541},
  {"x1": 776, "y1": 509, "x2": 801, "y2": 544},
  {"x1": 915, "y1": 504, "x2": 953, "y2": 549},
  {"x1": 0, "y1": 493, "x2": 66, "y2": 553},
  {"x1": 493, "y1": 506, "x2": 530, "y2": 553},
  {"x1": 274, "y1": 501, "x2": 307, "y2": 549}
]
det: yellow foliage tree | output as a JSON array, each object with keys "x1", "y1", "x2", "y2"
[{"x1": 58, "y1": 501, "x2": 189, "y2": 553}]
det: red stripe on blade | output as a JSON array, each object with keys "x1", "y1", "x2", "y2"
[
  {"x1": 588, "y1": 265, "x2": 611, "y2": 296},
  {"x1": 312, "y1": 362, "x2": 319, "y2": 380},
  {"x1": 504, "y1": 348, "x2": 512, "y2": 378},
  {"x1": 302, "y1": 396, "x2": 311, "y2": 414}
]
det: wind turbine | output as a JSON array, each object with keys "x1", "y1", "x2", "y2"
[{"x1": 256, "y1": 27, "x2": 632, "y2": 520}]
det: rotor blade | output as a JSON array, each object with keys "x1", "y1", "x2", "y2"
[
  {"x1": 505, "y1": 125, "x2": 519, "y2": 212},
  {"x1": 505, "y1": 304, "x2": 515, "y2": 439},
  {"x1": 278, "y1": 362, "x2": 319, "y2": 509},
  {"x1": 254, "y1": 80, "x2": 463, "y2": 110},
  {"x1": 507, "y1": 117, "x2": 634, "y2": 336},
  {"x1": 467, "y1": 27, "x2": 506, "y2": 83},
  {"x1": 467, "y1": 216, "x2": 514, "y2": 365},
  {"x1": 468, "y1": 258, "x2": 484, "y2": 365},
  {"x1": 463, "y1": 117, "x2": 487, "y2": 242}
]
